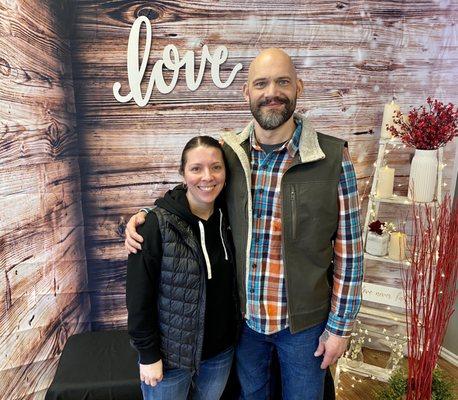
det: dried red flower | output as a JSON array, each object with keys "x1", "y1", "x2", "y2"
[
  {"x1": 388, "y1": 98, "x2": 458, "y2": 150},
  {"x1": 368, "y1": 219, "x2": 385, "y2": 235}
]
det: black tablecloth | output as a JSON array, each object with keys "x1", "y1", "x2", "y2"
[
  {"x1": 45, "y1": 330, "x2": 142, "y2": 400},
  {"x1": 45, "y1": 330, "x2": 335, "y2": 400}
]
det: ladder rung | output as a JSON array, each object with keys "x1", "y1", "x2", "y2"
[
  {"x1": 369, "y1": 194, "x2": 437, "y2": 205},
  {"x1": 364, "y1": 252, "x2": 410, "y2": 265},
  {"x1": 379, "y1": 137, "x2": 404, "y2": 145}
]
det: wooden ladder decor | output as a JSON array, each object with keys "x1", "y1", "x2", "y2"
[{"x1": 334, "y1": 137, "x2": 444, "y2": 388}]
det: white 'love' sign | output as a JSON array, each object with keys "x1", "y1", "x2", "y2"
[{"x1": 113, "y1": 16, "x2": 243, "y2": 107}]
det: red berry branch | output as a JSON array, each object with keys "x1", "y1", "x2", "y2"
[
  {"x1": 389, "y1": 98, "x2": 458, "y2": 150},
  {"x1": 402, "y1": 195, "x2": 458, "y2": 400}
]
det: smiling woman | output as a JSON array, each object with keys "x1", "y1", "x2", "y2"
[
  {"x1": 126, "y1": 136, "x2": 239, "y2": 400},
  {"x1": 180, "y1": 139, "x2": 226, "y2": 220}
]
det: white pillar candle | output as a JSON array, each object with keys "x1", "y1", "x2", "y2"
[
  {"x1": 377, "y1": 166, "x2": 395, "y2": 198},
  {"x1": 381, "y1": 100, "x2": 401, "y2": 139},
  {"x1": 402, "y1": 113, "x2": 410, "y2": 126},
  {"x1": 388, "y1": 232, "x2": 406, "y2": 261}
]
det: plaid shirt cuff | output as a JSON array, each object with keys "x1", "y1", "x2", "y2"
[{"x1": 325, "y1": 311, "x2": 356, "y2": 337}]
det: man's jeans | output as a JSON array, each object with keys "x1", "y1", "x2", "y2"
[
  {"x1": 141, "y1": 346, "x2": 234, "y2": 400},
  {"x1": 236, "y1": 321, "x2": 326, "y2": 400}
]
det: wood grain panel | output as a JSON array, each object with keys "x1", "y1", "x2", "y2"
[
  {"x1": 0, "y1": 173, "x2": 83, "y2": 239},
  {"x1": 0, "y1": 117, "x2": 79, "y2": 167},
  {"x1": 71, "y1": 0, "x2": 454, "y2": 36},
  {"x1": 2, "y1": 2, "x2": 457, "y2": 398},
  {"x1": 1, "y1": 317, "x2": 91, "y2": 400},
  {"x1": 0, "y1": 203, "x2": 84, "y2": 270},
  {"x1": 0, "y1": 294, "x2": 90, "y2": 369},
  {"x1": 0, "y1": 358, "x2": 60, "y2": 400},
  {"x1": 70, "y1": 0, "x2": 458, "y2": 334},
  {"x1": 0, "y1": 230, "x2": 87, "y2": 315},
  {"x1": 1, "y1": 1, "x2": 89, "y2": 399}
]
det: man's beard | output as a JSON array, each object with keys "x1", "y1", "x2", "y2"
[{"x1": 250, "y1": 95, "x2": 296, "y2": 130}]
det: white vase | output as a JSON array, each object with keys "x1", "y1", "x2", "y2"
[
  {"x1": 408, "y1": 149, "x2": 438, "y2": 203},
  {"x1": 365, "y1": 232, "x2": 389, "y2": 256}
]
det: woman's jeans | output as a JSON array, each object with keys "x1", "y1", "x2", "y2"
[
  {"x1": 140, "y1": 346, "x2": 234, "y2": 400},
  {"x1": 236, "y1": 321, "x2": 326, "y2": 400}
]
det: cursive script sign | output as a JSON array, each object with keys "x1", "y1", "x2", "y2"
[{"x1": 113, "y1": 16, "x2": 243, "y2": 107}]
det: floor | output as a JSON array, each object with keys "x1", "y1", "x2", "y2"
[{"x1": 331, "y1": 349, "x2": 457, "y2": 399}]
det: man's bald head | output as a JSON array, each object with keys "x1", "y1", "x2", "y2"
[
  {"x1": 243, "y1": 48, "x2": 303, "y2": 132},
  {"x1": 247, "y1": 48, "x2": 298, "y2": 83}
]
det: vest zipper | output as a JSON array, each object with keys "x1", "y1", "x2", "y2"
[
  {"x1": 193, "y1": 247, "x2": 207, "y2": 373},
  {"x1": 280, "y1": 163, "x2": 302, "y2": 332},
  {"x1": 291, "y1": 186, "x2": 297, "y2": 240}
]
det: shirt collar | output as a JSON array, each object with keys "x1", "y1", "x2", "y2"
[{"x1": 249, "y1": 117, "x2": 302, "y2": 158}]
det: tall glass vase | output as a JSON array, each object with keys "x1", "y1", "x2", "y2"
[{"x1": 408, "y1": 149, "x2": 438, "y2": 203}]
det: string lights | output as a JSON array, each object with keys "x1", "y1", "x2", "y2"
[{"x1": 336, "y1": 319, "x2": 408, "y2": 396}]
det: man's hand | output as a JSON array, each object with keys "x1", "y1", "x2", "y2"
[
  {"x1": 139, "y1": 359, "x2": 163, "y2": 387},
  {"x1": 314, "y1": 330, "x2": 349, "y2": 369},
  {"x1": 125, "y1": 211, "x2": 147, "y2": 253}
]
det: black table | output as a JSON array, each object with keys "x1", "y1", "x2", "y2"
[
  {"x1": 45, "y1": 330, "x2": 335, "y2": 400},
  {"x1": 45, "y1": 330, "x2": 142, "y2": 400}
]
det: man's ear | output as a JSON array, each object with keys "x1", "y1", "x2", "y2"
[
  {"x1": 242, "y1": 82, "x2": 250, "y2": 103},
  {"x1": 296, "y1": 78, "x2": 304, "y2": 97}
]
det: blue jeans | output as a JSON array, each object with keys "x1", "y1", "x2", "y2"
[
  {"x1": 236, "y1": 321, "x2": 326, "y2": 400},
  {"x1": 140, "y1": 346, "x2": 234, "y2": 400}
]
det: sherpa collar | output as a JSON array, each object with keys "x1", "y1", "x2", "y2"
[{"x1": 221, "y1": 113, "x2": 325, "y2": 164}]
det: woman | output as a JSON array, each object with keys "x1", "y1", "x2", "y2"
[{"x1": 126, "y1": 136, "x2": 239, "y2": 400}]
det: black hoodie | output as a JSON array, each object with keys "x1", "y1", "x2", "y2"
[{"x1": 126, "y1": 185, "x2": 238, "y2": 364}]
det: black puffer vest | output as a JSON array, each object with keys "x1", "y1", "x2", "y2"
[{"x1": 153, "y1": 206, "x2": 233, "y2": 371}]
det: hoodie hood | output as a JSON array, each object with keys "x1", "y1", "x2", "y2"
[
  {"x1": 155, "y1": 184, "x2": 226, "y2": 226},
  {"x1": 155, "y1": 184, "x2": 228, "y2": 280},
  {"x1": 155, "y1": 184, "x2": 198, "y2": 228}
]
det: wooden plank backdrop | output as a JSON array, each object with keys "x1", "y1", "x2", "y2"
[
  {"x1": 1, "y1": 0, "x2": 457, "y2": 398},
  {"x1": 0, "y1": 1, "x2": 90, "y2": 399},
  {"x1": 71, "y1": 0, "x2": 457, "y2": 334}
]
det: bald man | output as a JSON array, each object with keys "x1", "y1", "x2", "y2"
[{"x1": 125, "y1": 48, "x2": 363, "y2": 399}]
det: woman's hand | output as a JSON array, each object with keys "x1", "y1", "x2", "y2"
[{"x1": 139, "y1": 359, "x2": 163, "y2": 387}]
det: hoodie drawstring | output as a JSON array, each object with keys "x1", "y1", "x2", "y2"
[
  {"x1": 198, "y1": 210, "x2": 229, "y2": 280},
  {"x1": 198, "y1": 221, "x2": 212, "y2": 279},
  {"x1": 219, "y1": 209, "x2": 229, "y2": 261}
]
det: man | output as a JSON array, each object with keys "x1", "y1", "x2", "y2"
[{"x1": 125, "y1": 48, "x2": 364, "y2": 399}]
